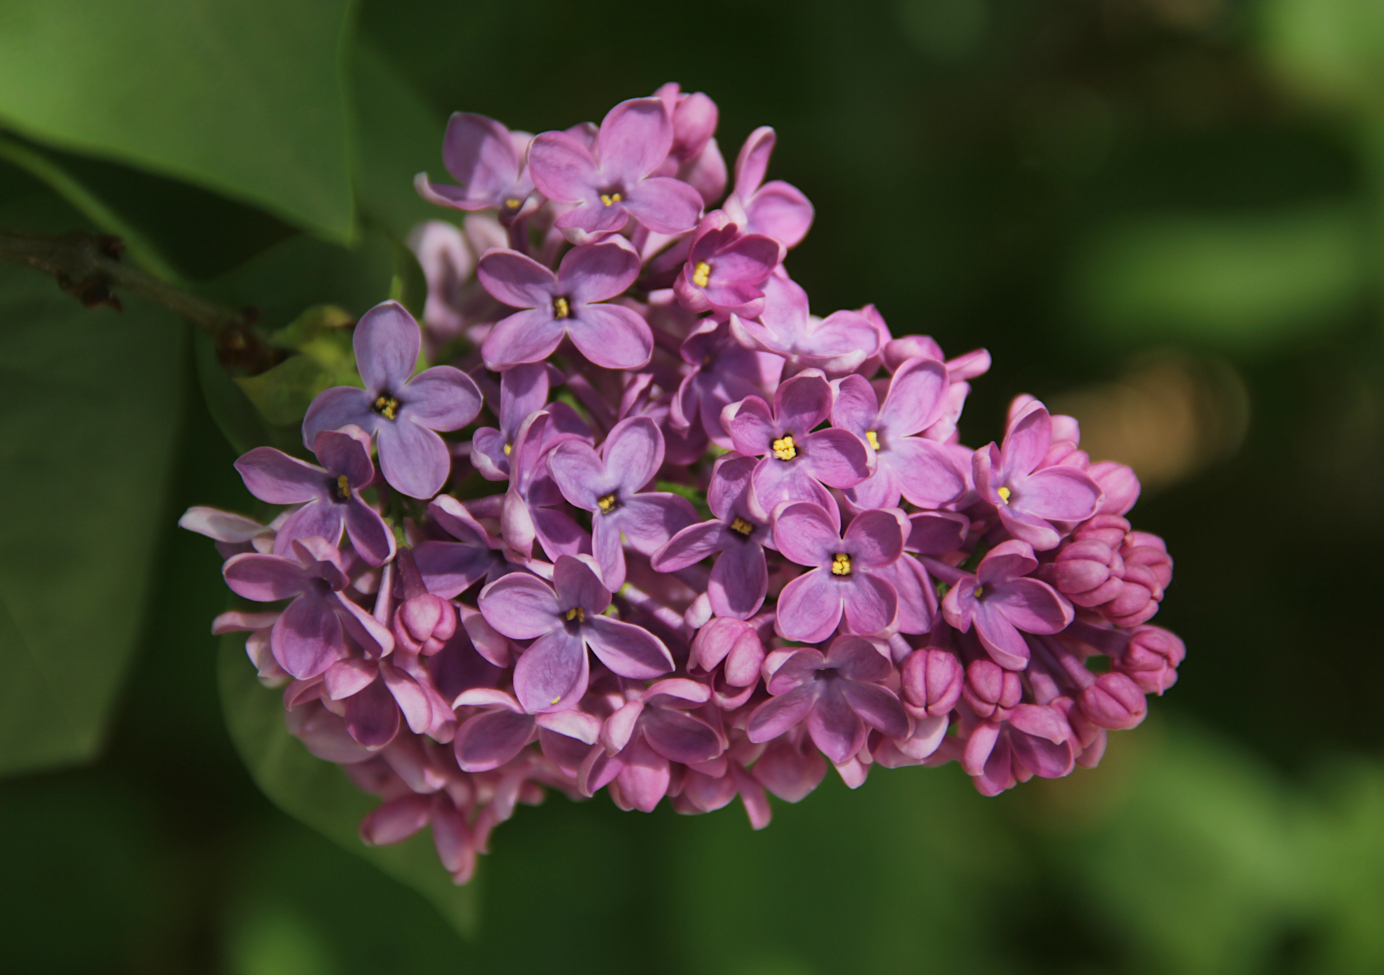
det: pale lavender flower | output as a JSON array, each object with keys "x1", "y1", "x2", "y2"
[
  {"x1": 723, "y1": 126, "x2": 814, "y2": 249},
  {"x1": 413, "y1": 495, "x2": 505, "y2": 598},
  {"x1": 470, "y1": 362, "x2": 588, "y2": 481},
  {"x1": 730, "y1": 275, "x2": 882, "y2": 378},
  {"x1": 527, "y1": 97, "x2": 703, "y2": 238},
  {"x1": 478, "y1": 239, "x2": 653, "y2": 371},
  {"x1": 415, "y1": 113, "x2": 535, "y2": 222},
  {"x1": 478, "y1": 555, "x2": 674, "y2": 713},
  {"x1": 303, "y1": 301, "x2": 483, "y2": 500},
  {"x1": 234, "y1": 426, "x2": 394, "y2": 566}
]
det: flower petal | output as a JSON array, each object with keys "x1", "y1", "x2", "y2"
[
  {"x1": 583, "y1": 616, "x2": 674, "y2": 679},
  {"x1": 513, "y1": 628, "x2": 589, "y2": 713},
  {"x1": 354, "y1": 301, "x2": 421, "y2": 395},
  {"x1": 375, "y1": 417, "x2": 451, "y2": 499},
  {"x1": 478, "y1": 572, "x2": 560, "y2": 640},
  {"x1": 401, "y1": 366, "x2": 482, "y2": 431},
  {"x1": 774, "y1": 569, "x2": 844, "y2": 643},
  {"x1": 566, "y1": 303, "x2": 654, "y2": 370}
]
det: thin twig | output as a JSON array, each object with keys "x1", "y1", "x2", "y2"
[{"x1": 0, "y1": 226, "x2": 275, "y2": 370}]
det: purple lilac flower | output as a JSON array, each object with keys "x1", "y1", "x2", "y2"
[
  {"x1": 748, "y1": 636, "x2": 908, "y2": 764},
  {"x1": 725, "y1": 372, "x2": 870, "y2": 520},
  {"x1": 730, "y1": 275, "x2": 882, "y2": 379},
  {"x1": 478, "y1": 555, "x2": 674, "y2": 713},
  {"x1": 413, "y1": 495, "x2": 505, "y2": 598},
  {"x1": 941, "y1": 540, "x2": 1074, "y2": 669},
  {"x1": 478, "y1": 239, "x2": 653, "y2": 371},
  {"x1": 974, "y1": 403, "x2": 1102, "y2": 550},
  {"x1": 673, "y1": 212, "x2": 781, "y2": 318},
  {"x1": 235, "y1": 426, "x2": 395, "y2": 566},
  {"x1": 223, "y1": 537, "x2": 393, "y2": 680},
  {"x1": 723, "y1": 126, "x2": 814, "y2": 249},
  {"x1": 832, "y1": 356, "x2": 967, "y2": 511},
  {"x1": 452, "y1": 687, "x2": 600, "y2": 772},
  {"x1": 527, "y1": 97, "x2": 703, "y2": 238},
  {"x1": 960, "y1": 703, "x2": 1075, "y2": 797},
  {"x1": 581, "y1": 678, "x2": 725, "y2": 813},
  {"x1": 670, "y1": 318, "x2": 783, "y2": 449},
  {"x1": 546, "y1": 416, "x2": 696, "y2": 590},
  {"x1": 303, "y1": 301, "x2": 483, "y2": 500},
  {"x1": 415, "y1": 113, "x2": 535, "y2": 222},
  {"x1": 500, "y1": 410, "x2": 590, "y2": 565},
  {"x1": 652, "y1": 83, "x2": 727, "y2": 204},
  {"x1": 470, "y1": 363, "x2": 589, "y2": 481},
  {"x1": 321, "y1": 651, "x2": 454, "y2": 749},
  {"x1": 651, "y1": 455, "x2": 773, "y2": 620},
  {"x1": 772, "y1": 503, "x2": 906, "y2": 643}
]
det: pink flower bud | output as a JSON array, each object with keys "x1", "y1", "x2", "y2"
[
  {"x1": 393, "y1": 593, "x2": 457, "y2": 656},
  {"x1": 962, "y1": 658, "x2": 1022, "y2": 719},
  {"x1": 901, "y1": 648, "x2": 963, "y2": 716},
  {"x1": 1116, "y1": 625, "x2": 1185, "y2": 694},
  {"x1": 1090, "y1": 461, "x2": 1141, "y2": 516},
  {"x1": 1078, "y1": 672, "x2": 1147, "y2": 729}
]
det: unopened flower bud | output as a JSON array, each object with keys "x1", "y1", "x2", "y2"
[
  {"x1": 962, "y1": 658, "x2": 1022, "y2": 719},
  {"x1": 1078, "y1": 671, "x2": 1147, "y2": 729},
  {"x1": 1116, "y1": 625, "x2": 1185, "y2": 694},
  {"x1": 393, "y1": 593, "x2": 457, "y2": 655},
  {"x1": 901, "y1": 648, "x2": 963, "y2": 716}
]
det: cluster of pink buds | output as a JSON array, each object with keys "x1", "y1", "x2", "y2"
[{"x1": 187, "y1": 85, "x2": 1181, "y2": 884}]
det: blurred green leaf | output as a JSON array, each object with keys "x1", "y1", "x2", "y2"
[
  {"x1": 0, "y1": 196, "x2": 186, "y2": 776},
  {"x1": 352, "y1": 42, "x2": 447, "y2": 236},
  {"x1": 1071, "y1": 204, "x2": 1368, "y2": 349},
  {"x1": 0, "y1": 0, "x2": 358, "y2": 242},
  {"x1": 389, "y1": 236, "x2": 429, "y2": 321},
  {"x1": 217, "y1": 633, "x2": 478, "y2": 938},
  {"x1": 1261, "y1": 0, "x2": 1384, "y2": 112},
  {"x1": 237, "y1": 305, "x2": 361, "y2": 428}
]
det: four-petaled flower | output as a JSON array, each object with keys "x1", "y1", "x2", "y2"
[
  {"x1": 303, "y1": 301, "x2": 482, "y2": 500},
  {"x1": 414, "y1": 113, "x2": 536, "y2": 223},
  {"x1": 941, "y1": 539, "x2": 1075, "y2": 669}
]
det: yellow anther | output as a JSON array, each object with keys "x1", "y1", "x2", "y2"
[
  {"x1": 336, "y1": 474, "x2": 351, "y2": 499},
  {"x1": 551, "y1": 696, "x2": 562, "y2": 704},
  {"x1": 372, "y1": 393, "x2": 400, "y2": 421},
  {"x1": 504, "y1": 197, "x2": 522, "y2": 210},
  {"x1": 502, "y1": 442, "x2": 512, "y2": 456},
  {"x1": 597, "y1": 493, "x2": 617, "y2": 512},
  {"x1": 692, "y1": 261, "x2": 712, "y2": 288},
  {"x1": 997, "y1": 486, "x2": 1011, "y2": 504},
  {"x1": 973, "y1": 585, "x2": 984, "y2": 598},
  {"x1": 831, "y1": 553, "x2": 852, "y2": 576},
  {"x1": 600, "y1": 192, "x2": 623, "y2": 206},
  {"x1": 865, "y1": 430, "x2": 881, "y2": 451},
  {"x1": 565, "y1": 607, "x2": 586, "y2": 622},
  {"x1": 730, "y1": 516, "x2": 755, "y2": 536},
  {"x1": 553, "y1": 296, "x2": 571, "y2": 319},
  {"x1": 771, "y1": 435, "x2": 797, "y2": 461}
]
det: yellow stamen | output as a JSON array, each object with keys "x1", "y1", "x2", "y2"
[
  {"x1": 997, "y1": 486, "x2": 1011, "y2": 504},
  {"x1": 973, "y1": 585, "x2": 984, "y2": 598},
  {"x1": 597, "y1": 493, "x2": 617, "y2": 512},
  {"x1": 504, "y1": 197, "x2": 522, "y2": 210},
  {"x1": 865, "y1": 430, "x2": 880, "y2": 451},
  {"x1": 730, "y1": 516, "x2": 755, "y2": 536},
  {"x1": 831, "y1": 553, "x2": 852, "y2": 576},
  {"x1": 565, "y1": 607, "x2": 586, "y2": 622},
  {"x1": 600, "y1": 192, "x2": 623, "y2": 206},
  {"x1": 771, "y1": 435, "x2": 797, "y2": 461},
  {"x1": 551, "y1": 695, "x2": 562, "y2": 704},
  {"x1": 553, "y1": 296, "x2": 571, "y2": 319},
  {"x1": 372, "y1": 393, "x2": 400, "y2": 421},
  {"x1": 502, "y1": 442, "x2": 512, "y2": 456},
  {"x1": 692, "y1": 261, "x2": 712, "y2": 288},
  {"x1": 336, "y1": 474, "x2": 351, "y2": 499}
]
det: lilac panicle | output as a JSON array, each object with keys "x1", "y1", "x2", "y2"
[{"x1": 194, "y1": 85, "x2": 1182, "y2": 884}]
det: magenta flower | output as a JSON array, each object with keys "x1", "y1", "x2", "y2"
[
  {"x1": 234, "y1": 426, "x2": 395, "y2": 567},
  {"x1": 673, "y1": 212, "x2": 781, "y2": 318},
  {"x1": 478, "y1": 555, "x2": 674, "y2": 713},
  {"x1": 772, "y1": 503, "x2": 905, "y2": 642},
  {"x1": 415, "y1": 113, "x2": 535, "y2": 222},
  {"x1": 303, "y1": 301, "x2": 483, "y2": 500},
  {"x1": 478, "y1": 240, "x2": 653, "y2": 371},
  {"x1": 725, "y1": 372, "x2": 870, "y2": 520},
  {"x1": 651, "y1": 455, "x2": 773, "y2": 620},
  {"x1": 832, "y1": 357, "x2": 968, "y2": 511},
  {"x1": 413, "y1": 495, "x2": 504, "y2": 599},
  {"x1": 961, "y1": 704, "x2": 1075, "y2": 796},
  {"x1": 580, "y1": 678, "x2": 725, "y2": 813},
  {"x1": 546, "y1": 416, "x2": 696, "y2": 590},
  {"x1": 748, "y1": 637, "x2": 908, "y2": 764},
  {"x1": 652, "y1": 82, "x2": 726, "y2": 204},
  {"x1": 223, "y1": 537, "x2": 394, "y2": 680},
  {"x1": 527, "y1": 97, "x2": 703, "y2": 238},
  {"x1": 730, "y1": 275, "x2": 882, "y2": 379},
  {"x1": 322, "y1": 652, "x2": 453, "y2": 749},
  {"x1": 941, "y1": 540, "x2": 1074, "y2": 669},
  {"x1": 452, "y1": 687, "x2": 600, "y2": 773},
  {"x1": 973, "y1": 403, "x2": 1102, "y2": 551},
  {"x1": 499, "y1": 410, "x2": 590, "y2": 564},
  {"x1": 724, "y1": 126, "x2": 814, "y2": 249}
]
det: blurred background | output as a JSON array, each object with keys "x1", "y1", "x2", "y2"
[{"x1": 2, "y1": 0, "x2": 1383, "y2": 972}]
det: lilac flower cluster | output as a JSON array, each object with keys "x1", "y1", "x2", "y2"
[{"x1": 187, "y1": 86, "x2": 1181, "y2": 884}]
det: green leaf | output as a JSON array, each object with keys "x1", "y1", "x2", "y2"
[
  {"x1": 217, "y1": 633, "x2": 479, "y2": 938},
  {"x1": 0, "y1": 0, "x2": 358, "y2": 242},
  {"x1": 352, "y1": 41, "x2": 447, "y2": 237},
  {"x1": 1069, "y1": 203, "x2": 1368, "y2": 349},
  {"x1": 0, "y1": 194, "x2": 186, "y2": 776},
  {"x1": 389, "y1": 236, "x2": 429, "y2": 322},
  {"x1": 1261, "y1": 0, "x2": 1384, "y2": 113},
  {"x1": 236, "y1": 304, "x2": 361, "y2": 428}
]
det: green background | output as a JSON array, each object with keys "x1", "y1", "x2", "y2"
[{"x1": 2, "y1": 0, "x2": 1382, "y2": 971}]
